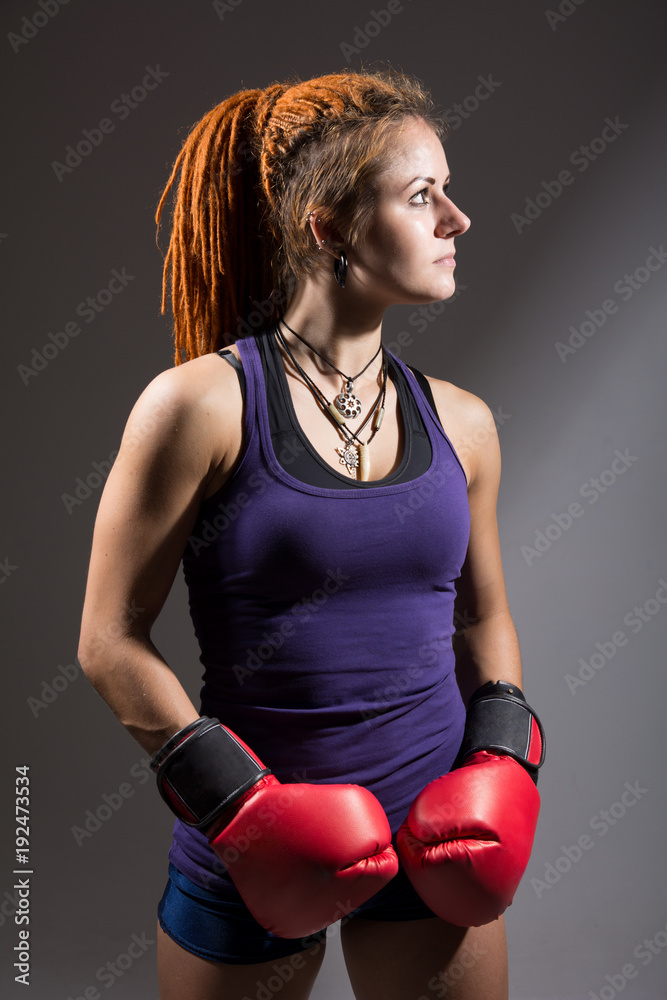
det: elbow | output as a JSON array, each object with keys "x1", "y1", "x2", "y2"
[
  {"x1": 77, "y1": 623, "x2": 125, "y2": 687},
  {"x1": 77, "y1": 615, "x2": 144, "y2": 682},
  {"x1": 77, "y1": 630, "x2": 92, "y2": 674},
  {"x1": 77, "y1": 639, "x2": 105, "y2": 689}
]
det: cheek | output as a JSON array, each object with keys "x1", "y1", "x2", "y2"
[
  {"x1": 356, "y1": 209, "x2": 435, "y2": 285},
  {"x1": 362, "y1": 218, "x2": 401, "y2": 259},
  {"x1": 367, "y1": 221, "x2": 422, "y2": 270},
  {"x1": 386, "y1": 231, "x2": 431, "y2": 279}
]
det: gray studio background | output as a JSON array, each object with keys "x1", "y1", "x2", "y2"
[{"x1": 2, "y1": 0, "x2": 666, "y2": 997}]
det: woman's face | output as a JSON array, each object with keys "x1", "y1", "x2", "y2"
[{"x1": 349, "y1": 118, "x2": 471, "y2": 308}]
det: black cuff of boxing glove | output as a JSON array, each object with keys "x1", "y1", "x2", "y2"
[
  {"x1": 152, "y1": 717, "x2": 272, "y2": 832},
  {"x1": 454, "y1": 680, "x2": 546, "y2": 784},
  {"x1": 150, "y1": 718, "x2": 204, "y2": 772}
]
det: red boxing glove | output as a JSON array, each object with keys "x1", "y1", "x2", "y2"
[
  {"x1": 152, "y1": 718, "x2": 398, "y2": 938},
  {"x1": 396, "y1": 681, "x2": 545, "y2": 927}
]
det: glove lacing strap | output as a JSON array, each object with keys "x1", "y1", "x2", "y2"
[
  {"x1": 455, "y1": 681, "x2": 546, "y2": 784},
  {"x1": 151, "y1": 717, "x2": 272, "y2": 831}
]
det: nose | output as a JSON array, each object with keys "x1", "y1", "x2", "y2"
[{"x1": 435, "y1": 197, "x2": 471, "y2": 238}]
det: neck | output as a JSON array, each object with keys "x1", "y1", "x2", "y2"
[{"x1": 280, "y1": 272, "x2": 385, "y2": 375}]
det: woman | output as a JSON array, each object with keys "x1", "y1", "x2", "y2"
[{"x1": 77, "y1": 69, "x2": 543, "y2": 1000}]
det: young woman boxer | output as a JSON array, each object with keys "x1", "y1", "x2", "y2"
[{"x1": 78, "y1": 68, "x2": 544, "y2": 1000}]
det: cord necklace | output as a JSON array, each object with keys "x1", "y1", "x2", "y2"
[{"x1": 274, "y1": 323, "x2": 388, "y2": 480}]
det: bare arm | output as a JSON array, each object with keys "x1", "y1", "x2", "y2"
[
  {"x1": 77, "y1": 356, "x2": 241, "y2": 756},
  {"x1": 429, "y1": 381, "x2": 523, "y2": 707}
]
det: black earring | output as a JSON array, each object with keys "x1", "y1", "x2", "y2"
[{"x1": 333, "y1": 251, "x2": 348, "y2": 289}]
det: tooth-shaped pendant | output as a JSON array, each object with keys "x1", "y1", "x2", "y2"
[{"x1": 359, "y1": 443, "x2": 370, "y2": 481}]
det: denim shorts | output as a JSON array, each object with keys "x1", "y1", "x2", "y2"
[{"x1": 158, "y1": 860, "x2": 438, "y2": 964}]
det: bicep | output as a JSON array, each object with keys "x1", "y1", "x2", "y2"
[{"x1": 78, "y1": 369, "x2": 217, "y2": 657}]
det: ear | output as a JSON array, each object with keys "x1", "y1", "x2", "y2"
[{"x1": 307, "y1": 211, "x2": 344, "y2": 261}]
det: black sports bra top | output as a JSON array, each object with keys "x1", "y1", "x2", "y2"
[{"x1": 220, "y1": 325, "x2": 440, "y2": 490}]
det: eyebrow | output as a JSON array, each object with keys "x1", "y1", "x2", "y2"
[{"x1": 403, "y1": 174, "x2": 451, "y2": 191}]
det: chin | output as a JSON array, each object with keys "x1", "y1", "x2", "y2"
[
  {"x1": 416, "y1": 283, "x2": 457, "y2": 305},
  {"x1": 385, "y1": 276, "x2": 456, "y2": 307}
]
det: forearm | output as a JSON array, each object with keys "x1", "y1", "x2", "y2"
[
  {"x1": 453, "y1": 610, "x2": 523, "y2": 707},
  {"x1": 78, "y1": 635, "x2": 200, "y2": 756}
]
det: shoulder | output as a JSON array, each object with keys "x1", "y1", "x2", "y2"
[
  {"x1": 421, "y1": 374, "x2": 500, "y2": 492},
  {"x1": 120, "y1": 350, "x2": 244, "y2": 482},
  {"x1": 132, "y1": 349, "x2": 241, "y2": 420}
]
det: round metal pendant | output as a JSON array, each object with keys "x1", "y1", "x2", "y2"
[{"x1": 334, "y1": 391, "x2": 362, "y2": 419}]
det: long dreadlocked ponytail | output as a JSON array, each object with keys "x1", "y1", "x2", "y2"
[{"x1": 156, "y1": 69, "x2": 445, "y2": 365}]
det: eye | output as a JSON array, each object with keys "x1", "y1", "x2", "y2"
[{"x1": 409, "y1": 187, "x2": 430, "y2": 205}]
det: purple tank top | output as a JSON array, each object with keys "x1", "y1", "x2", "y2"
[{"x1": 169, "y1": 331, "x2": 470, "y2": 892}]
